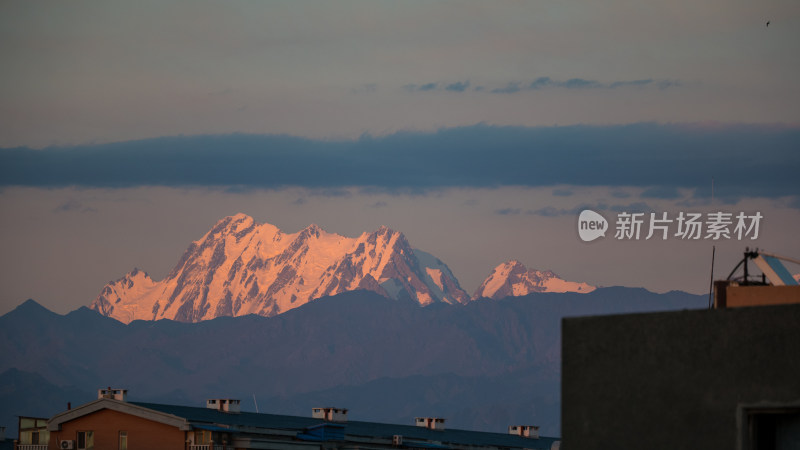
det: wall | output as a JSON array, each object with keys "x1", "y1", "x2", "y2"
[
  {"x1": 48, "y1": 408, "x2": 185, "y2": 450},
  {"x1": 561, "y1": 304, "x2": 800, "y2": 450},
  {"x1": 724, "y1": 285, "x2": 800, "y2": 308}
]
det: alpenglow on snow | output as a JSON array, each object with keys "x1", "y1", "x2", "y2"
[
  {"x1": 91, "y1": 214, "x2": 595, "y2": 323},
  {"x1": 91, "y1": 214, "x2": 470, "y2": 323}
]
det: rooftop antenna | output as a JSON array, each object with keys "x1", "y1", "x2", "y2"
[
  {"x1": 708, "y1": 177, "x2": 716, "y2": 308},
  {"x1": 725, "y1": 248, "x2": 765, "y2": 285},
  {"x1": 708, "y1": 245, "x2": 716, "y2": 309}
]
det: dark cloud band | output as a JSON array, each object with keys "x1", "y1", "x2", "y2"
[{"x1": 1, "y1": 123, "x2": 798, "y2": 200}]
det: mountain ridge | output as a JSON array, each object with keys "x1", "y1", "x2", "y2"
[
  {"x1": 473, "y1": 260, "x2": 595, "y2": 300},
  {"x1": 1, "y1": 288, "x2": 707, "y2": 436},
  {"x1": 89, "y1": 214, "x2": 597, "y2": 324},
  {"x1": 91, "y1": 214, "x2": 471, "y2": 323}
]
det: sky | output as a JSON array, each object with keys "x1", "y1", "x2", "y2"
[{"x1": 1, "y1": 0, "x2": 799, "y2": 315}]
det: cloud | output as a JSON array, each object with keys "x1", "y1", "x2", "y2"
[
  {"x1": 529, "y1": 77, "x2": 552, "y2": 89},
  {"x1": 403, "y1": 83, "x2": 439, "y2": 92},
  {"x1": 53, "y1": 200, "x2": 97, "y2": 214},
  {"x1": 512, "y1": 77, "x2": 663, "y2": 93},
  {"x1": 1, "y1": 124, "x2": 798, "y2": 203},
  {"x1": 608, "y1": 202, "x2": 655, "y2": 214},
  {"x1": 526, "y1": 206, "x2": 563, "y2": 217},
  {"x1": 552, "y1": 188, "x2": 574, "y2": 197},
  {"x1": 641, "y1": 186, "x2": 683, "y2": 199},
  {"x1": 400, "y1": 77, "x2": 677, "y2": 94},
  {"x1": 657, "y1": 80, "x2": 682, "y2": 90},
  {"x1": 357, "y1": 186, "x2": 434, "y2": 197},
  {"x1": 527, "y1": 201, "x2": 657, "y2": 217},
  {"x1": 491, "y1": 82, "x2": 523, "y2": 94},
  {"x1": 562, "y1": 78, "x2": 602, "y2": 89},
  {"x1": 404, "y1": 81, "x2": 471, "y2": 93},
  {"x1": 495, "y1": 207, "x2": 523, "y2": 215},
  {"x1": 369, "y1": 201, "x2": 388, "y2": 208},
  {"x1": 527, "y1": 204, "x2": 602, "y2": 217},
  {"x1": 609, "y1": 79, "x2": 654, "y2": 89},
  {"x1": 445, "y1": 81, "x2": 470, "y2": 92},
  {"x1": 222, "y1": 185, "x2": 258, "y2": 194},
  {"x1": 308, "y1": 188, "x2": 353, "y2": 198},
  {"x1": 611, "y1": 190, "x2": 632, "y2": 199},
  {"x1": 418, "y1": 83, "x2": 438, "y2": 91}
]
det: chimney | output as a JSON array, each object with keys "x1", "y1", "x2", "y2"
[
  {"x1": 415, "y1": 417, "x2": 446, "y2": 431},
  {"x1": 312, "y1": 407, "x2": 348, "y2": 422},
  {"x1": 98, "y1": 387, "x2": 128, "y2": 401},
  {"x1": 206, "y1": 399, "x2": 241, "y2": 413},
  {"x1": 508, "y1": 425, "x2": 539, "y2": 439}
]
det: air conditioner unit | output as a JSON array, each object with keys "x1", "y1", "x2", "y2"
[
  {"x1": 393, "y1": 435, "x2": 403, "y2": 446},
  {"x1": 60, "y1": 440, "x2": 75, "y2": 449}
]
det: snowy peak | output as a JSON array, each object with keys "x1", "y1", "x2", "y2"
[
  {"x1": 91, "y1": 268, "x2": 158, "y2": 323},
  {"x1": 90, "y1": 216, "x2": 469, "y2": 323},
  {"x1": 473, "y1": 260, "x2": 595, "y2": 300}
]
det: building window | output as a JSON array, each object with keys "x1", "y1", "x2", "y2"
[
  {"x1": 194, "y1": 430, "x2": 211, "y2": 445},
  {"x1": 77, "y1": 431, "x2": 94, "y2": 450},
  {"x1": 19, "y1": 431, "x2": 31, "y2": 444},
  {"x1": 119, "y1": 431, "x2": 127, "y2": 450},
  {"x1": 742, "y1": 406, "x2": 800, "y2": 450}
]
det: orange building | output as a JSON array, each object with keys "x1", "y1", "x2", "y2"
[{"x1": 48, "y1": 407, "x2": 185, "y2": 450}]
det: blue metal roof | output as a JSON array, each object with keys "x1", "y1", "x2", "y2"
[
  {"x1": 130, "y1": 402, "x2": 558, "y2": 450},
  {"x1": 131, "y1": 402, "x2": 320, "y2": 430},
  {"x1": 400, "y1": 440, "x2": 451, "y2": 449},
  {"x1": 190, "y1": 423, "x2": 233, "y2": 432},
  {"x1": 297, "y1": 423, "x2": 346, "y2": 441}
]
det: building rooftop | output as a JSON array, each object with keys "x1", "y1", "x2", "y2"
[{"x1": 129, "y1": 401, "x2": 560, "y2": 449}]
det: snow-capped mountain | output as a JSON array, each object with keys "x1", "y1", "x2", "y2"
[
  {"x1": 91, "y1": 214, "x2": 470, "y2": 323},
  {"x1": 473, "y1": 260, "x2": 595, "y2": 300}
]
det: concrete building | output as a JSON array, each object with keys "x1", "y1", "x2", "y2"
[
  {"x1": 46, "y1": 392, "x2": 560, "y2": 450},
  {"x1": 310, "y1": 407, "x2": 347, "y2": 423},
  {"x1": 561, "y1": 302, "x2": 800, "y2": 450},
  {"x1": 562, "y1": 249, "x2": 800, "y2": 449},
  {"x1": 507, "y1": 425, "x2": 539, "y2": 439}
]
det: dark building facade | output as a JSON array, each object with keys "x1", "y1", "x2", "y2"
[{"x1": 562, "y1": 303, "x2": 800, "y2": 450}]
